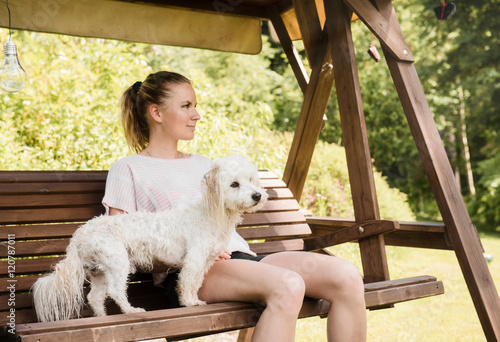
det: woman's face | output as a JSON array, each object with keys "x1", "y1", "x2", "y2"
[{"x1": 158, "y1": 82, "x2": 200, "y2": 141}]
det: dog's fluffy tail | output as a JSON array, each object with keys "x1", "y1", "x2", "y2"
[{"x1": 32, "y1": 242, "x2": 86, "y2": 322}]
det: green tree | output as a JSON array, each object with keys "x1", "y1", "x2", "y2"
[
  {"x1": 411, "y1": 0, "x2": 500, "y2": 230},
  {"x1": 261, "y1": 6, "x2": 442, "y2": 219},
  {"x1": 0, "y1": 28, "x2": 416, "y2": 221},
  {"x1": 0, "y1": 31, "x2": 147, "y2": 169}
]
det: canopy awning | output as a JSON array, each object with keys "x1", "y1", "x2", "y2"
[
  {"x1": 0, "y1": 0, "x2": 263, "y2": 54},
  {"x1": 0, "y1": 0, "x2": 357, "y2": 54}
]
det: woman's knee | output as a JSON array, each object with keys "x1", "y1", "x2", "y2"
[
  {"x1": 326, "y1": 259, "x2": 365, "y2": 301},
  {"x1": 266, "y1": 270, "x2": 306, "y2": 313}
]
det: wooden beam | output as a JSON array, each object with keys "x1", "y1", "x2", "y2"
[
  {"x1": 364, "y1": 276, "x2": 444, "y2": 309},
  {"x1": 282, "y1": 51, "x2": 334, "y2": 199},
  {"x1": 366, "y1": 0, "x2": 500, "y2": 339},
  {"x1": 385, "y1": 47, "x2": 500, "y2": 342},
  {"x1": 324, "y1": 0, "x2": 389, "y2": 284},
  {"x1": 292, "y1": 0, "x2": 324, "y2": 68},
  {"x1": 236, "y1": 327, "x2": 255, "y2": 342},
  {"x1": 341, "y1": 0, "x2": 413, "y2": 62},
  {"x1": 282, "y1": 0, "x2": 335, "y2": 200},
  {"x1": 268, "y1": 6, "x2": 309, "y2": 93},
  {"x1": 304, "y1": 219, "x2": 399, "y2": 250},
  {"x1": 126, "y1": 0, "x2": 269, "y2": 19},
  {"x1": 271, "y1": 0, "x2": 330, "y2": 202},
  {"x1": 13, "y1": 277, "x2": 443, "y2": 341},
  {"x1": 307, "y1": 217, "x2": 453, "y2": 250}
]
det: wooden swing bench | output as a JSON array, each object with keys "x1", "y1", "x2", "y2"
[
  {"x1": 1, "y1": 0, "x2": 498, "y2": 339},
  {"x1": 0, "y1": 170, "x2": 445, "y2": 341}
]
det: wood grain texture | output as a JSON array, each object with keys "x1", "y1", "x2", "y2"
[
  {"x1": 0, "y1": 168, "x2": 443, "y2": 339},
  {"x1": 325, "y1": 0, "x2": 389, "y2": 283},
  {"x1": 367, "y1": 0, "x2": 500, "y2": 338}
]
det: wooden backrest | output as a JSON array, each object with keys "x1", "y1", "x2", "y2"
[{"x1": 0, "y1": 170, "x2": 309, "y2": 326}]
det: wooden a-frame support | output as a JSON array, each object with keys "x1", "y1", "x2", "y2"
[{"x1": 260, "y1": 0, "x2": 500, "y2": 341}]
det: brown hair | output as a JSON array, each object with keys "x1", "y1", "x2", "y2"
[{"x1": 120, "y1": 71, "x2": 191, "y2": 153}]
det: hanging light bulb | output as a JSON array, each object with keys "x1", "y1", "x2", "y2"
[
  {"x1": 0, "y1": 0, "x2": 27, "y2": 93},
  {"x1": 0, "y1": 40, "x2": 27, "y2": 93}
]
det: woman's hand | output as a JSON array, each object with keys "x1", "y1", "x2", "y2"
[{"x1": 215, "y1": 251, "x2": 231, "y2": 261}]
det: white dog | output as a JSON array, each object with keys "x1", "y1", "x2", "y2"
[{"x1": 32, "y1": 154, "x2": 268, "y2": 322}]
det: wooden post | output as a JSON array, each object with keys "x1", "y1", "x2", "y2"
[
  {"x1": 267, "y1": 6, "x2": 309, "y2": 93},
  {"x1": 324, "y1": 0, "x2": 390, "y2": 283},
  {"x1": 241, "y1": 4, "x2": 336, "y2": 342},
  {"x1": 384, "y1": 45, "x2": 500, "y2": 342},
  {"x1": 383, "y1": 38, "x2": 500, "y2": 342},
  {"x1": 292, "y1": 0, "x2": 325, "y2": 69},
  {"x1": 236, "y1": 327, "x2": 255, "y2": 342},
  {"x1": 282, "y1": 0, "x2": 335, "y2": 200},
  {"x1": 342, "y1": 0, "x2": 500, "y2": 339}
]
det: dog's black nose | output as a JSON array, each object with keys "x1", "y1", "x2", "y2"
[{"x1": 252, "y1": 193, "x2": 262, "y2": 202}]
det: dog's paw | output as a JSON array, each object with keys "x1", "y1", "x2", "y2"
[
  {"x1": 126, "y1": 307, "x2": 146, "y2": 314},
  {"x1": 182, "y1": 298, "x2": 207, "y2": 307}
]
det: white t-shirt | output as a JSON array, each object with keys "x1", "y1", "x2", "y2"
[{"x1": 102, "y1": 153, "x2": 255, "y2": 256}]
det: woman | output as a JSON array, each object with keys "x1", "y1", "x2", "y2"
[{"x1": 102, "y1": 71, "x2": 367, "y2": 341}]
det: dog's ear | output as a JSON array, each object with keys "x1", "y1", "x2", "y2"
[{"x1": 202, "y1": 165, "x2": 226, "y2": 225}]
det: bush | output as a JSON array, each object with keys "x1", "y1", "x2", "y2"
[
  {"x1": 0, "y1": 31, "x2": 145, "y2": 170},
  {"x1": 0, "y1": 29, "x2": 415, "y2": 221},
  {"x1": 468, "y1": 154, "x2": 500, "y2": 232},
  {"x1": 301, "y1": 139, "x2": 416, "y2": 221}
]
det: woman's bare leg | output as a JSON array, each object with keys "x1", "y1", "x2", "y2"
[
  {"x1": 261, "y1": 252, "x2": 367, "y2": 342},
  {"x1": 198, "y1": 259, "x2": 306, "y2": 342}
]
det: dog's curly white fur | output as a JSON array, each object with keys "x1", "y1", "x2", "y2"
[{"x1": 32, "y1": 155, "x2": 268, "y2": 322}]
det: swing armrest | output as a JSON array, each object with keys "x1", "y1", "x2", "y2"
[{"x1": 303, "y1": 219, "x2": 399, "y2": 250}]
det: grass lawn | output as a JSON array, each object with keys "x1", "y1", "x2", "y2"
[
  {"x1": 188, "y1": 234, "x2": 500, "y2": 341},
  {"x1": 296, "y1": 233, "x2": 500, "y2": 342}
]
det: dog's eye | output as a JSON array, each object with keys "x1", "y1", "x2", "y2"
[{"x1": 231, "y1": 182, "x2": 240, "y2": 188}]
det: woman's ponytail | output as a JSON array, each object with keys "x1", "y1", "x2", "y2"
[{"x1": 120, "y1": 83, "x2": 149, "y2": 153}]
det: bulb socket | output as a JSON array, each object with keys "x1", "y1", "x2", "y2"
[{"x1": 4, "y1": 41, "x2": 18, "y2": 55}]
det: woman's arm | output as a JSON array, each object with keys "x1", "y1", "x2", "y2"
[{"x1": 109, "y1": 207, "x2": 126, "y2": 216}]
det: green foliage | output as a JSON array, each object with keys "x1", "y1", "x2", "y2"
[
  {"x1": 302, "y1": 139, "x2": 415, "y2": 221},
  {"x1": 410, "y1": 0, "x2": 500, "y2": 229},
  {"x1": 263, "y1": 8, "x2": 442, "y2": 218},
  {"x1": 0, "y1": 31, "x2": 148, "y2": 169},
  {"x1": 468, "y1": 154, "x2": 500, "y2": 232},
  {"x1": 301, "y1": 140, "x2": 355, "y2": 218},
  {"x1": 3, "y1": 0, "x2": 495, "y2": 228},
  {"x1": 0, "y1": 28, "x2": 415, "y2": 222}
]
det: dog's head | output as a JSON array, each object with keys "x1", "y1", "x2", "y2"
[{"x1": 202, "y1": 154, "x2": 268, "y2": 214}]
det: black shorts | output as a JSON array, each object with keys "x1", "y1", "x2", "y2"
[
  {"x1": 162, "y1": 252, "x2": 265, "y2": 308},
  {"x1": 230, "y1": 251, "x2": 266, "y2": 262}
]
